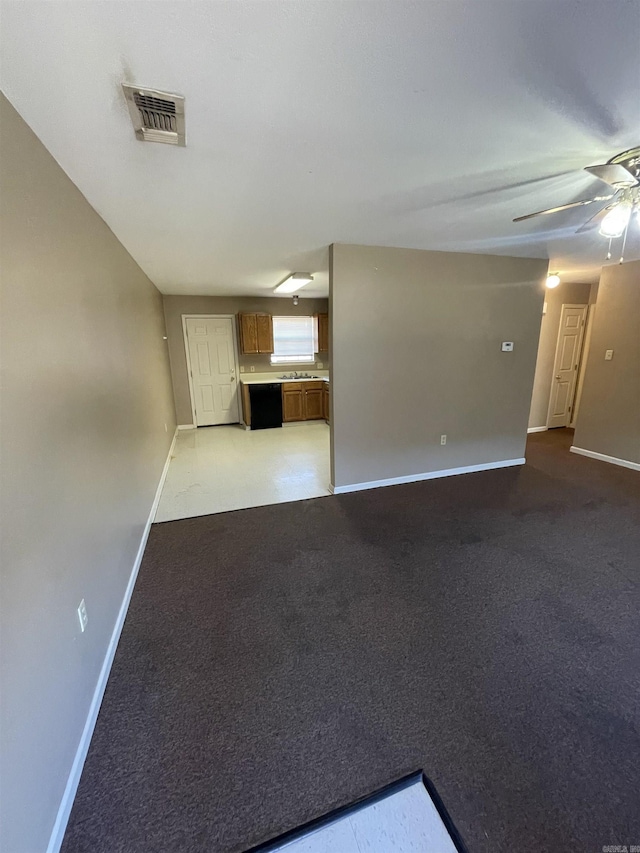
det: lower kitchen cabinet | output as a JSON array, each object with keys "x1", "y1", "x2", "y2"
[
  {"x1": 305, "y1": 388, "x2": 324, "y2": 420},
  {"x1": 282, "y1": 386, "x2": 304, "y2": 422},
  {"x1": 323, "y1": 385, "x2": 330, "y2": 422},
  {"x1": 281, "y1": 381, "x2": 327, "y2": 422}
]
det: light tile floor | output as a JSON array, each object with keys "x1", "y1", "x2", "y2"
[
  {"x1": 155, "y1": 422, "x2": 331, "y2": 522},
  {"x1": 267, "y1": 780, "x2": 459, "y2": 853}
]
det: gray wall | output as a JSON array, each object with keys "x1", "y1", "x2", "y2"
[
  {"x1": 573, "y1": 260, "x2": 640, "y2": 464},
  {"x1": 0, "y1": 94, "x2": 176, "y2": 853},
  {"x1": 330, "y1": 243, "x2": 547, "y2": 488},
  {"x1": 528, "y1": 281, "x2": 592, "y2": 429},
  {"x1": 163, "y1": 295, "x2": 329, "y2": 424}
]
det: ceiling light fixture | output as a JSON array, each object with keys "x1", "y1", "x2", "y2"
[
  {"x1": 274, "y1": 273, "x2": 314, "y2": 294},
  {"x1": 599, "y1": 201, "x2": 633, "y2": 238},
  {"x1": 546, "y1": 273, "x2": 561, "y2": 289}
]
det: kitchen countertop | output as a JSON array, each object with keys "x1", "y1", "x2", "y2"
[{"x1": 240, "y1": 373, "x2": 329, "y2": 385}]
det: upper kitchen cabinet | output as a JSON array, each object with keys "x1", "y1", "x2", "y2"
[
  {"x1": 256, "y1": 314, "x2": 274, "y2": 352},
  {"x1": 239, "y1": 313, "x2": 274, "y2": 354},
  {"x1": 316, "y1": 313, "x2": 329, "y2": 353}
]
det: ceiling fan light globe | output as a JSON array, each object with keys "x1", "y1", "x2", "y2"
[
  {"x1": 599, "y1": 202, "x2": 632, "y2": 238},
  {"x1": 546, "y1": 274, "x2": 561, "y2": 289}
]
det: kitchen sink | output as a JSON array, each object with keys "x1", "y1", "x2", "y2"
[{"x1": 280, "y1": 374, "x2": 318, "y2": 380}]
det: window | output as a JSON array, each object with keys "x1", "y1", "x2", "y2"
[{"x1": 270, "y1": 316, "x2": 316, "y2": 364}]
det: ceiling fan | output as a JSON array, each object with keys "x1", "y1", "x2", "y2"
[{"x1": 513, "y1": 146, "x2": 640, "y2": 258}]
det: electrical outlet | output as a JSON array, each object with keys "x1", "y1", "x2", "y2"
[
  {"x1": 77, "y1": 599, "x2": 88, "y2": 633},
  {"x1": 441, "y1": 434, "x2": 447, "y2": 445},
  {"x1": 317, "y1": 362, "x2": 323, "y2": 369},
  {"x1": 239, "y1": 366, "x2": 245, "y2": 373},
  {"x1": 250, "y1": 366, "x2": 255, "y2": 373},
  {"x1": 501, "y1": 341, "x2": 514, "y2": 352},
  {"x1": 605, "y1": 349, "x2": 614, "y2": 361}
]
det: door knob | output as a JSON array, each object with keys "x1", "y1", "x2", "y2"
[{"x1": 556, "y1": 374, "x2": 561, "y2": 380}]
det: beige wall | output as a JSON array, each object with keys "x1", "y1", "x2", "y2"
[
  {"x1": 330, "y1": 243, "x2": 547, "y2": 488},
  {"x1": 528, "y1": 281, "x2": 592, "y2": 429},
  {"x1": 163, "y1": 295, "x2": 329, "y2": 424},
  {"x1": 573, "y1": 260, "x2": 640, "y2": 464},
  {"x1": 0, "y1": 94, "x2": 176, "y2": 852}
]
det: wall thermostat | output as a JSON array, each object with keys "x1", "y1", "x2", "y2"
[{"x1": 501, "y1": 342, "x2": 514, "y2": 352}]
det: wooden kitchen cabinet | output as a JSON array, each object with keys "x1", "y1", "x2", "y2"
[
  {"x1": 282, "y1": 385, "x2": 304, "y2": 422},
  {"x1": 238, "y1": 313, "x2": 273, "y2": 354},
  {"x1": 256, "y1": 314, "x2": 274, "y2": 353},
  {"x1": 315, "y1": 313, "x2": 329, "y2": 352},
  {"x1": 304, "y1": 388, "x2": 324, "y2": 420},
  {"x1": 241, "y1": 383, "x2": 251, "y2": 426},
  {"x1": 323, "y1": 385, "x2": 330, "y2": 422},
  {"x1": 282, "y1": 381, "x2": 326, "y2": 422},
  {"x1": 238, "y1": 313, "x2": 258, "y2": 353}
]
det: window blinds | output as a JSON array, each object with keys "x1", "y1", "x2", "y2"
[{"x1": 271, "y1": 316, "x2": 316, "y2": 364}]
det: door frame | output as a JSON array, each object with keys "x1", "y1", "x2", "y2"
[
  {"x1": 182, "y1": 314, "x2": 241, "y2": 427},
  {"x1": 545, "y1": 303, "x2": 587, "y2": 429}
]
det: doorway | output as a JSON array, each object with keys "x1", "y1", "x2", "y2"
[
  {"x1": 183, "y1": 315, "x2": 240, "y2": 426},
  {"x1": 156, "y1": 309, "x2": 331, "y2": 522},
  {"x1": 546, "y1": 304, "x2": 587, "y2": 429}
]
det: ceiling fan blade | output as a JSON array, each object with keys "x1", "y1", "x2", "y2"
[
  {"x1": 513, "y1": 195, "x2": 614, "y2": 223},
  {"x1": 575, "y1": 201, "x2": 617, "y2": 234},
  {"x1": 584, "y1": 164, "x2": 638, "y2": 188}
]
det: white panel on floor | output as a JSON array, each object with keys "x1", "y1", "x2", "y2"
[
  {"x1": 348, "y1": 781, "x2": 459, "y2": 852},
  {"x1": 155, "y1": 422, "x2": 331, "y2": 522},
  {"x1": 267, "y1": 781, "x2": 459, "y2": 853},
  {"x1": 275, "y1": 816, "x2": 358, "y2": 852}
]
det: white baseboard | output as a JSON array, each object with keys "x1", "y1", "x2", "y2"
[
  {"x1": 527, "y1": 426, "x2": 548, "y2": 433},
  {"x1": 570, "y1": 445, "x2": 640, "y2": 472},
  {"x1": 46, "y1": 427, "x2": 178, "y2": 853},
  {"x1": 177, "y1": 423, "x2": 195, "y2": 430},
  {"x1": 330, "y1": 457, "x2": 526, "y2": 495},
  {"x1": 282, "y1": 419, "x2": 327, "y2": 428}
]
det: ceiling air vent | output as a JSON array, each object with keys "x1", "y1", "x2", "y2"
[{"x1": 122, "y1": 83, "x2": 186, "y2": 146}]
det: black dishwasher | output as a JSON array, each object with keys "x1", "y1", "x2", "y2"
[{"x1": 248, "y1": 383, "x2": 283, "y2": 430}]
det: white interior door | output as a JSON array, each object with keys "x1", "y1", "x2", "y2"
[
  {"x1": 547, "y1": 304, "x2": 587, "y2": 429},
  {"x1": 185, "y1": 317, "x2": 239, "y2": 426},
  {"x1": 570, "y1": 305, "x2": 596, "y2": 428}
]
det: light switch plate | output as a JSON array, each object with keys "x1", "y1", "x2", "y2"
[
  {"x1": 501, "y1": 341, "x2": 514, "y2": 352},
  {"x1": 605, "y1": 349, "x2": 614, "y2": 361}
]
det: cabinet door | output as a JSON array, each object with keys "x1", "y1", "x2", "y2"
[
  {"x1": 256, "y1": 314, "x2": 274, "y2": 353},
  {"x1": 239, "y1": 313, "x2": 258, "y2": 354},
  {"x1": 282, "y1": 389, "x2": 304, "y2": 422},
  {"x1": 323, "y1": 387, "x2": 330, "y2": 422},
  {"x1": 304, "y1": 388, "x2": 324, "y2": 420},
  {"x1": 316, "y1": 313, "x2": 329, "y2": 352}
]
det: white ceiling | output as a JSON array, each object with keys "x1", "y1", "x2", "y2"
[{"x1": 1, "y1": 1, "x2": 639, "y2": 297}]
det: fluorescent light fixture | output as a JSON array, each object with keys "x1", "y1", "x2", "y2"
[
  {"x1": 274, "y1": 273, "x2": 314, "y2": 294},
  {"x1": 599, "y1": 202, "x2": 632, "y2": 238},
  {"x1": 546, "y1": 273, "x2": 561, "y2": 289}
]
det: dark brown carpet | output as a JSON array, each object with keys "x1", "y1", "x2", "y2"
[{"x1": 62, "y1": 429, "x2": 640, "y2": 853}]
